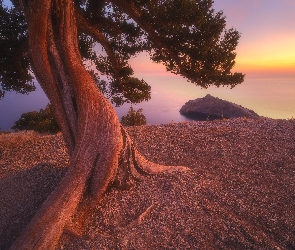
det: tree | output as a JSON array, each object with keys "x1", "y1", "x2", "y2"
[
  {"x1": 121, "y1": 106, "x2": 147, "y2": 126},
  {"x1": 1, "y1": 0, "x2": 244, "y2": 248},
  {"x1": 12, "y1": 104, "x2": 60, "y2": 133}
]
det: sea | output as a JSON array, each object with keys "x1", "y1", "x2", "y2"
[{"x1": 0, "y1": 75, "x2": 294, "y2": 131}]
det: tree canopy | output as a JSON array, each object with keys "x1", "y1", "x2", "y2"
[
  {"x1": 0, "y1": 0, "x2": 245, "y2": 248},
  {"x1": 1, "y1": 0, "x2": 244, "y2": 102},
  {"x1": 0, "y1": 1, "x2": 34, "y2": 98}
]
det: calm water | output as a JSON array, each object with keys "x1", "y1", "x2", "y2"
[{"x1": 0, "y1": 76, "x2": 294, "y2": 130}]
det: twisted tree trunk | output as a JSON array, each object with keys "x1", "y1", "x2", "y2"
[{"x1": 10, "y1": 0, "x2": 186, "y2": 249}]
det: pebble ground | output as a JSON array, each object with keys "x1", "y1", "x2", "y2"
[{"x1": 1, "y1": 118, "x2": 295, "y2": 249}]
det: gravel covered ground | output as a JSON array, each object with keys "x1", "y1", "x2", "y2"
[{"x1": 1, "y1": 118, "x2": 295, "y2": 249}]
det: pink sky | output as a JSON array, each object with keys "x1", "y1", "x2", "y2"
[
  {"x1": 130, "y1": 1, "x2": 295, "y2": 78},
  {"x1": 212, "y1": 0, "x2": 295, "y2": 77},
  {"x1": 3, "y1": 0, "x2": 294, "y2": 77}
]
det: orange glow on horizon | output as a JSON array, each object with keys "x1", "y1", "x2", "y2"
[
  {"x1": 130, "y1": 30, "x2": 295, "y2": 78},
  {"x1": 130, "y1": 53, "x2": 295, "y2": 79},
  {"x1": 233, "y1": 59, "x2": 295, "y2": 77},
  {"x1": 233, "y1": 32, "x2": 295, "y2": 76}
]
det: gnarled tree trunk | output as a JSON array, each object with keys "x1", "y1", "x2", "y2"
[{"x1": 10, "y1": 0, "x2": 186, "y2": 249}]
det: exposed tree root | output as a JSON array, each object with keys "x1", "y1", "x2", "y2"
[
  {"x1": 113, "y1": 126, "x2": 189, "y2": 189},
  {"x1": 124, "y1": 203, "x2": 154, "y2": 229},
  {"x1": 62, "y1": 127, "x2": 189, "y2": 242}
]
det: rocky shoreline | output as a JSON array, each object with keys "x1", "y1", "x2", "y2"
[{"x1": 1, "y1": 118, "x2": 295, "y2": 249}]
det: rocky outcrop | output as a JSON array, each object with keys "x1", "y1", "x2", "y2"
[{"x1": 180, "y1": 94, "x2": 260, "y2": 121}]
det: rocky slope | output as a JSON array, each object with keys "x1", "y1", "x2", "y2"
[{"x1": 180, "y1": 94, "x2": 260, "y2": 120}]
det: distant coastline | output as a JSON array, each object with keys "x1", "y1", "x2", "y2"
[{"x1": 1, "y1": 76, "x2": 295, "y2": 131}]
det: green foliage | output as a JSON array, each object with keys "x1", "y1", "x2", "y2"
[
  {"x1": 1, "y1": 0, "x2": 244, "y2": 102},
  {"x1": 111, "y1": 77, "x2": 151, "y2": 106},
  {"x1": 0, "y1": 2, "x2": 34, "y2": 99},
  {"x1": 12, "y1": 104, "x2": 60, "y2": 133},
  {"x1": 121, "y1": 107, "x2": 147, "y2": 126},
  {"x1": 79, "y1": 0, "x2": 245, "y2": 90},
  {"x1": 136, "y1": 0, "x2": 244, "y2": 88}
]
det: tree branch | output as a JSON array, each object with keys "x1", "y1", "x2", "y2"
[
  {"x1": 110, "y1": 0, "x2": 183, "y2": 72},
  {"x1": 75, "y1": 10, "x2": 123, "y2": 80}
]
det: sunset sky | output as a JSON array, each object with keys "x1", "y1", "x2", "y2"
[
  {"x1": 213, "y1": 0, "x2": 295, "y2": 77},
  {"x1": 3, "y1": 0, "x2": 294, "y2": 77},
  {"x1": 129, "y1": 0, "x2": 295, "y2": 78}
]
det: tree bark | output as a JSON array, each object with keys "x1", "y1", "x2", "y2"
[{"x1": 10, "y1": 0, "x2": 187, "y2": 249}]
